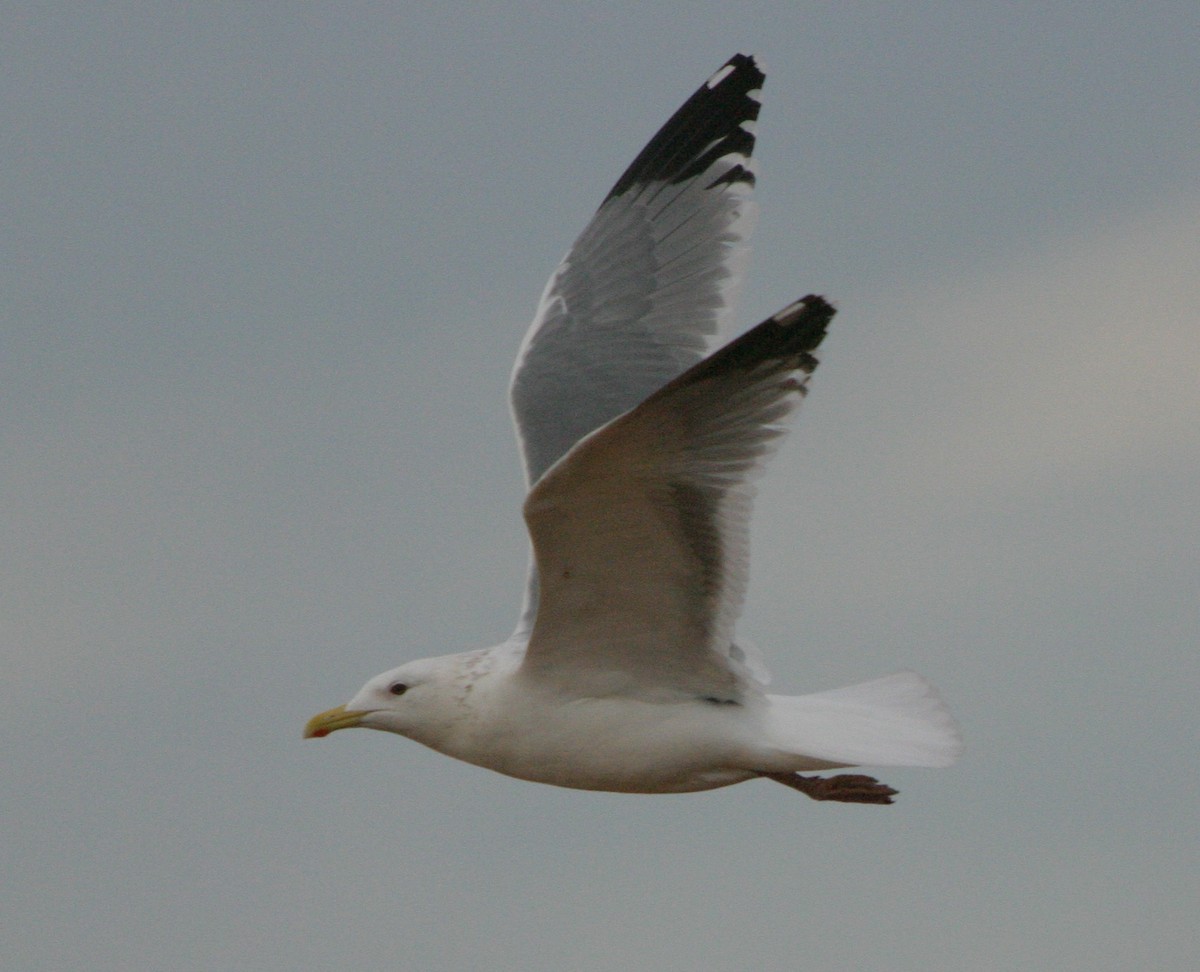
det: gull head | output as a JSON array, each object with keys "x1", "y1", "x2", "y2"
[{"x1": 304, "y1": 656, "x2": 464, "y2": 741}]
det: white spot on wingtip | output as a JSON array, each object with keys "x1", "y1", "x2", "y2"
[
  {"x1": 773, "y1": 299, "x2": 808, "y2": 323},
  {"x1": 705, "y1": 64, "x2": 736, "y2": 89}
]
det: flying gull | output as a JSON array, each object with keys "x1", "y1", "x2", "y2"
[{"x1": 305, "y1": 54, "x2": 962, "y2": 803}]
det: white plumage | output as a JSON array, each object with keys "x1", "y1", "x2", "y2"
[{"x1": 305, "y1": 54, "x2": 962, "y2": 804}]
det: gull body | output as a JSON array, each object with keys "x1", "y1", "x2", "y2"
[
  {"x1": 306, "y1": 55, "x2": 962, "y2": 803},
  {"x1": 313, "y1": 645, "x2": 956, "y2": 794}
]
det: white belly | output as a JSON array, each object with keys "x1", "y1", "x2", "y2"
[{"x1": 426, "y1": 684, "x2": 765, "y2": 794}]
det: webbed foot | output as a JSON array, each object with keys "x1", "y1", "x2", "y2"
[{"x1": 759, "y1": 771, "x2": 898, "y2": 805}]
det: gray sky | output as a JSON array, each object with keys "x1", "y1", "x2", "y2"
[{"x1": 4, "y1": 4, "x2": 1197, "y2": 971}]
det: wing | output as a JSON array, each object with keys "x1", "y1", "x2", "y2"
[
  {"x1": 519, "y1": 296, "x2": 835, "y2": 699},
  {"x1": 508, "y1": 53, "x2": 764, "y2": 636}
]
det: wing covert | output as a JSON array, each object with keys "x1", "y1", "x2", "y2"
[{"x1": 519, "y1": 297, "x2": 835, "y2": 698}]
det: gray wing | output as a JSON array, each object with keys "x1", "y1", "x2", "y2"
[
  {"x1": 508, "y1": 54, "x2": 765, "y2": 637},
  {"x1": 519, "y1": 297, "x2": 835, "y2": 699}
]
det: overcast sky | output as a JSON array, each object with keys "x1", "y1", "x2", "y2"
[{"x1": 4, "y1": 4, "x2": 1197, "y2": 971}]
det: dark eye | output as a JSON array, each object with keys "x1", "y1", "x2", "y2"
[{"x1": 388, "y1": 682, "x2": 408, "y2": 696}]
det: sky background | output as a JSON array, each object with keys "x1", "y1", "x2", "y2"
[{"x1": 4, "y1": 4, "x2": 1197, "y2": 971}]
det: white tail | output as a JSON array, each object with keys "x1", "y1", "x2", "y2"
[{"x1": 767, "y1": 671, "x2": 963, "y2": 768}]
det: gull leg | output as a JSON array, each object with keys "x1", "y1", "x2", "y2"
[{"x1": 759, "y1": 772, "x2": 898, "y2": 805}]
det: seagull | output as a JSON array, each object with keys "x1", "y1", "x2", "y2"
[{"x1": 305, "y1": 54, "x2": 962, "y2": 804}]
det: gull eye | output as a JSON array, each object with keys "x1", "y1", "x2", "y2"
[{"x1": 388, "y1": 682, "x2": 408, "y2": 696}]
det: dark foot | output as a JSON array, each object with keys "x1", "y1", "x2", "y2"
[{"x1": 759, "y1": 772, "x2": 898, "y2": 805}]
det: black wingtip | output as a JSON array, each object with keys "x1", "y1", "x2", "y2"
[
  {"x1": 669, "y1": 295, "x2": 836, "y2": 390},
  {"x1": 704, "y1": 53, "x2": 761, "y2": 89},
  {"x1": 604, "y1": 54, "x2": 765, "y2": 202},
  {"x1": 772, "y1": 294, "x2": 836, "y2": 329}
]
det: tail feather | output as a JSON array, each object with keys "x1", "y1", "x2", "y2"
[{"x1": 766, "y1": 671, "x2": 963, "y2": 769}]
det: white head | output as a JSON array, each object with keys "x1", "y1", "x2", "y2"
[{"x1": 304, "y1": 656, "x2": 467, "y2": 744}]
